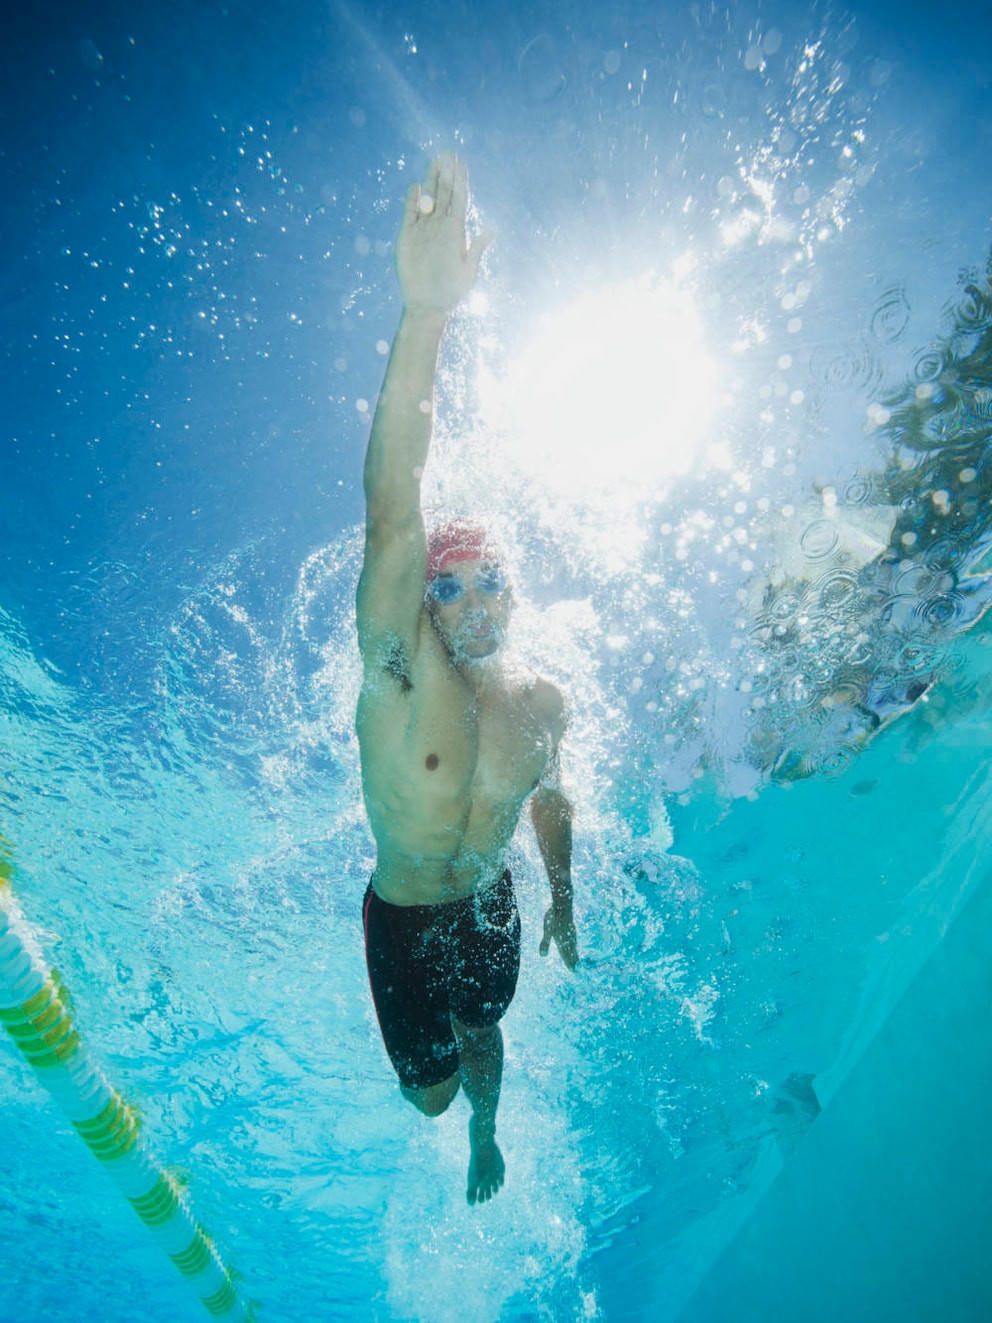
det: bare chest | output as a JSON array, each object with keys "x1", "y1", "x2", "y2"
[
  {"x1": 466, "y1": 698, "x2": 551, "y2": 805},
  {"x1": 359, "y1": 664, "x2": 551, "y2": 811}
]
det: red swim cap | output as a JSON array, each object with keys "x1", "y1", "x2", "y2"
[{"x1": 426, "y1": 520, "x2": 499, "y2": 580}]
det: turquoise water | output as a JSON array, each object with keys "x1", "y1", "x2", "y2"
[
  {"x1": 3, "y1": 1, "x2": 992, "y2": 1320},
  {"x1": 4, "y1": 594, "x2": 991, "y2": 1321}
]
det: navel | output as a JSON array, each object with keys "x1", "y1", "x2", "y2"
[{"x1": 425, "y1": 753, "x2": 439, "y2": 771}]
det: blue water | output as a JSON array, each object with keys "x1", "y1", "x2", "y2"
[{"x1": 3, "y1": 2, "x2": 992, "y2": 1320}]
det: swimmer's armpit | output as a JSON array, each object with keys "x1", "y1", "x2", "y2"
[{"x1": 383, "y1": 637, "x2": 413, "y2": 692}]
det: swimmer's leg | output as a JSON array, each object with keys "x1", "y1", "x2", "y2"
[{"x1": 451, "y1": 1015, "x2": 505, "y2": 1205}]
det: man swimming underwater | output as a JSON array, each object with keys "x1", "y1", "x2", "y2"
[{"x1": 356, "y1": 154, "x2": 578, "y2": 1205}]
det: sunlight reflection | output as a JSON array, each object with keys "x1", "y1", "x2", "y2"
[{"x1": 482, "y1": 276, "x2": 722, "y2": 505}]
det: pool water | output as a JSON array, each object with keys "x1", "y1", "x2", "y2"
[{"x1": 3, "y1": 2, "x2": 992, "y2": 1320}]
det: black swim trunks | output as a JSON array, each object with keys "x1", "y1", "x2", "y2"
[{"x1": 362, "y1": 870, "x2": 521, "y2": 1090}]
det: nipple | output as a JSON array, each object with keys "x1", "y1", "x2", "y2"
[{"x1": 425, "y1": 753, "x2": 439, "y2": 771}]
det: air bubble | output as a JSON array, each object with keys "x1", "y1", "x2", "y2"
[
  {"x1": 869, "y1": 285, "x2": 910, "y2": 345},
  {"x1": 800, "y1": 519, "x2": 839, "y2": 560},
  {"x1": 955, "y1": 283, "x2": 992, "y2": 331},
  {"x1": 869, "y1": 59, "x2": 892, "y2": 88},
  {"x1": 700, "y1": 84, "x2": 728, "y2": 117},
  {"x1": 893, "y1": 564, "x2": 952, "y2": 598},
  {"x1": 769, "y1": 591, "x2": 803, "y2": 621},
  {"x1": 785, "y1": 674, "x2": 817, "y2": 708},
  {"x1": 811, "y1": 342, "x2": 882, "y2": 393},
  {"x1": 919, "y1": 594, "x2": 965, "y2": 629},
  {"x1": 913, "y1": 346, "x2": 945, "y2": 382},
  {"x1": 843, "y1": 476, "x2": 873, "y2": 505},
  {"x1": 518, "y1": 34, "x2": 566, "y2": 101},
  {"x1": 895, "y1": 640, "x2": 941, "y2": 675},
  {"x1": 814, "y1": 570, "x2": 858, "y2": 611},
  {"x1": 818, "y1": 747, "x2": 854, "y2": 776}
]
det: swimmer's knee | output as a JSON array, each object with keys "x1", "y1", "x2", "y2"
[{"x1": 401, "y1": 1073, "x2": 460, "y2": 1117}]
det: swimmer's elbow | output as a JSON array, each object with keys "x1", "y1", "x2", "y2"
[{"x1": 531, "y1": 783, "x2": 572, "y2": 825}]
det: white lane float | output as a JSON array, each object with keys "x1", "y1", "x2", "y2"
[{"x1": 0, "y1": 838, "x2": 255, "y2": 1321}]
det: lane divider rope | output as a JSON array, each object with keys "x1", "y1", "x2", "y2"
[{"x1": 0, "y1": 836, "x2": 255, "y2": 1320}]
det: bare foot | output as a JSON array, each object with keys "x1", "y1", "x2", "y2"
[{"x1": 467, "y1": 1120, "x2": 505, "y2": 1205}]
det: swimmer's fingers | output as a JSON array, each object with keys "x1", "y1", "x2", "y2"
[
  {"x1": 448, "y1": 154, "x2": 467, "y2": 220},
  {"x1": 449, "y1": 157, "x2": 494, "y2": 275},
  {"x1": 404, "y1": 156, "x2": 444, "y2": 228},
  {"x1": 540, "y1": 906, "x2": 579, "y2": 972},
  {"x1": 434, "y1": 152, "x2": 457, "y2": 216},
  {"x1": 402, "y1": 180, "x2": 422, "y2": 229},
  {"x1": 539, "y1": 908, "x2": 554, "y2": 957},
  {"x1": 401, "y1": 157, "x2": 460, "y2": 236},
  {"x1": 423, "y1": 155, "x2": 443, "y2": 208},
  {"x1": 556, "y1": 918, "x2": 579, "y2": 972}
]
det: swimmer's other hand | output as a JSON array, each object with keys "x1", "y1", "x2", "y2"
[{"x1": 540, "y1": 905, "x2": 578, "y2": 972}]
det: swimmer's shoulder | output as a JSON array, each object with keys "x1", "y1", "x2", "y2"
[{"x1": 524, "y1": 672, "x2": 568, "y2": 744}]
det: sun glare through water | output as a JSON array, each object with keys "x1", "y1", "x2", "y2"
[{"x1": 483, "y1": 276, "x2": 722, "y2": 508}]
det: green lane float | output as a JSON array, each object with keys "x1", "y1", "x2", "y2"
[{"x1": 0, "y1": 841, "x2": 255, "y2": 1321}]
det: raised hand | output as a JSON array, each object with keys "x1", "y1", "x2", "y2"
[{"x1": 396, "y1": 154, "x2": 491, "y2": 315}]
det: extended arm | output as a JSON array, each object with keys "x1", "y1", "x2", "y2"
[
  {"x1": 530, "y1": 757, "x2": 578, "y2": 972},
  {"x1": 356, "y1": 154, "x2": 490, "y2": 670}
]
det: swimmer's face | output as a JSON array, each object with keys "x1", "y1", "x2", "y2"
[{"x1": 426, "y1": 559, "x2": 513, "y2": 664}]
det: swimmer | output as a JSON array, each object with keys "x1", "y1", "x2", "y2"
[{"x1": 356, "y1": 154, "x2": 578, "y2": 1205}]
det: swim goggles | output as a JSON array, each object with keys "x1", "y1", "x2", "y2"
[{"x1": 427, "y1": 564, "x2": 508, "y2": 605}]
